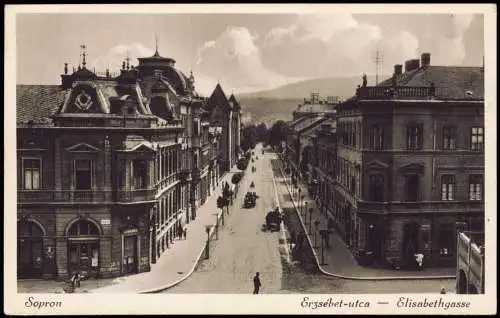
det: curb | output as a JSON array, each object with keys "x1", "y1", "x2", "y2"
[
  {"x1": 275, "y1": 156, "x2": 456, "y2": 281},
  {"x1": 139, "y1": 167, "x2": 245, "y2": 293}
]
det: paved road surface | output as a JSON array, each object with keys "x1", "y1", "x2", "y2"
[
  {"x1": 164, "y1": 144, "x2": 455, "y2": 294},
  {"x1": 165, "y1": 144, "x2": 283, "y2": 293}
]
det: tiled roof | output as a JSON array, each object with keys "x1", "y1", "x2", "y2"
[
  {"x1": 17, "y1": 85, "x2": 67, "y2": 126},
  {"x1": 229, "y1": 94, "x2": 241, "y2": 111},
  {"x1": 288, "y1": 114, "x2": 316, "y2": 128},
  {"x1": 203, "y1": 83, "x2": 231, "y2": 113},
  {"x1": 377, "y1": 66, "x2": 484, "y2": 100},
  {"x1": 294, "y1": 103, "x2": 336, "y2": 114},
  {"x1": 294, "y1": 115, "x2": 327, "y2": 133}
]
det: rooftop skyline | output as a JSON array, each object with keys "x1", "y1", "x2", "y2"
[{"x1": 16, "y1": 13, "x2": 484, "y2": 95}]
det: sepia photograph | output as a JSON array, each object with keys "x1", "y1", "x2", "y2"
[{"x1": 4, "y1": 3, "x2": 496, "y2": 315}]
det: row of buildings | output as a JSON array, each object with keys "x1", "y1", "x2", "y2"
[
  {"x1": 17, "y1": 45, "x2": 242, "y2": 279},
  {"x1": 284, "y1": 53, "x2": 485, "y2": 272}
]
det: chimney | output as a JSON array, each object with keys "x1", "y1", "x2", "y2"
[
  {"x1": 394, "y1": 64, "x2": 403, "y2": 75},
  {"x1": 421, "y1": 53, "x2": 431, "y2": 67},
  {"x1": 404, "y1": 59, "x2": 420, "y2": 72},
  {"x1": 64, "y1": 63, "x2": 68, "y2": 75}
]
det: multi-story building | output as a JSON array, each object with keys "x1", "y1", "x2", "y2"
[
  {"x1": 284, "y1": 115, "x2": 328, "y2": 181},
  {"x1": 334, "y1": 53, "x2": 484, "y2": 268},
  {"x1": 310, "y1": 120, "x2": 337, "y2": 219},
  {"x1": 202, "y1": 84, "x2": 242, "y2": 173},
  {"x1": 292, "y1": 92, "x2": 338, "y2": 121},
  {"x1": 16, "y1": 46, "x2": 222, "y2": 279}
]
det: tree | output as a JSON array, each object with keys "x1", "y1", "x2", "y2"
[
  {"x1": 269, "y1": 120, "x2": 288, "y2": 147},
  {"x1": 231, "y1": 172, "x2": 243, "y2": 185}
]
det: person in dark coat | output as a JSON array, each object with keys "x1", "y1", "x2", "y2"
[{"x1": 253, "y1": 272, "x2": 261, "y2": 294}]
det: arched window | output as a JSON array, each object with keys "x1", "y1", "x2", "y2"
[
  {"x1": 68, "y1": 220, "x2": 100, "y2": 236},
  {"x1": 18, "y1": 220, "x2": 45, "y2": 278},
  {"x1": 18, "y1": 220, "x2": 44, "y2": 237}
]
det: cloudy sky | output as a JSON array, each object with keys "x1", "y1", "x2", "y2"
[{"x1": 16, "y1": 13, "x2": 484, "y2": 95}]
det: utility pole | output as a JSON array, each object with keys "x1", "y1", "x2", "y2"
[{"x1": 372, "y1": 49, "x2": 383, "y2": 86}]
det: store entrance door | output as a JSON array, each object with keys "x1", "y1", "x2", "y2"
[{"x1": 123, "y1": 235, "x2": 138, "y2": 274}]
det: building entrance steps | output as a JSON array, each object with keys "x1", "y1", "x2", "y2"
[{"x1": 275, "y1": 156, "x2": 456, "y2": 280}]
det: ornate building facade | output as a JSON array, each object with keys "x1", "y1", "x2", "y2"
[
  {"x1": 333, "y1": 53, "x2": 484, "y2": 268},
  {"x1": 202, "y1": 84, "x2": 242, "y2": 173},
  {"x1": 16, "y1": 46, "x2": 223, "y2": 279}
]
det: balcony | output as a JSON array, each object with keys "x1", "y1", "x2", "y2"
[
  {"x1": 18, "y1": 189, "x2": 109, "y2": 203},
  {"x1": 18, "y1": 188, "x2": 155, "y2": 204},
  {"x1": 115, "y1": 188, "x2": 156, "y2": 203},
  {"x1": 358, "y1": 200, "x2": 484, "y2": 215},
  {"x1": 356, "y1": 86, "x2": 450, "y2": 100},
  {"x1": 18, "y1": 190, "x2": 55, "y2": 202},
  {"x1": 191, "y1": 168, "x2": 201, "y2": 182}
]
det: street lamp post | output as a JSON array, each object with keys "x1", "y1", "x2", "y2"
[
  {"x1": 314, "y1": 220, "x2": 320, "y2": 249},
  {"x1": 319, "y1": 229, "x2": 328, "y2": 265},
  {"x1": 304, "y1": 202, "x2": 308, "y2": 223},
  {"x1": 309, "y1": 208, "x2": 314, "y2": 234},
  {"x1": 300, "y1": 195, "x2": 305, "y2": 217},
  {"x1": 213, "y1": 213, "x2": 219, "y2": 240},
  {"x1": 205, "y1": 225, "x2": 212, "y2": 259}
]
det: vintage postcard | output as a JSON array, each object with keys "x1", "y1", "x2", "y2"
[{"x1": 4, "y1": 3, "x2": 497, "y2": 315}]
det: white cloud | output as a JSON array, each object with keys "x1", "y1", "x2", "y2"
[
  {"x1": 195, "y1": 26, "x2": 307, "y2": 93},
  {"x1": 261, "y1": 13, "x2": 476, "y2": 79},
  {"x1": 89, "y1": 43, "x2": 154, "y2": 76}
]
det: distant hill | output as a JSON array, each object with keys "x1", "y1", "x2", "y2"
[
  {"x1": 237, "y1": 75, "x2": 382, "y2": 126},
  {"x1": 238, "y1": 75, "x2": 381, "y2": 100}
]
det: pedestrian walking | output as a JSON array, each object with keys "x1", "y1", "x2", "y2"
[
  {"x1": 183, "y1": 226, "x2": 187, "y2": 240},
  {"x1": 253, "y1": 272, "x2": 261, "y2": 294},
  {"x1": 71, "y1": 272, "x2": 81, "y2": 288},
  {"x1": 414, "y1": 253, "x2": 424, "y2": 271}
]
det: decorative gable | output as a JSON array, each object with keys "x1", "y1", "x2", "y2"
[
  {"x1": 398, "y1": 162, "x2": 425, "y2": 174},
  {"x1": 66, "y1": 143, "x2": 100, "y2": 153},
  {"x1": 366, "y1": 159, "x2": 390, "y2": 170}
]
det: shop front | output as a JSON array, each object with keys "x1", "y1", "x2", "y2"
[
  {"x1": 122, "y1": 228, "x2": 139, "y2": 275},
  {"x1": 67, "y1": 219, "x2": 101, "y2": 278}
]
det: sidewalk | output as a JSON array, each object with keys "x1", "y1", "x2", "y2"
[
  {"x1": 275, "y1": 156, "x2": 456, "y2": 280},
  {"x1": 90, "y1": 167, "x2": 242, "y2": 293}
]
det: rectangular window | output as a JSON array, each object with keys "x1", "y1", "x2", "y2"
[
  {"x1": 441, "y1": 175, "x2": 455, "y2": 201},
  {"x1": 371, "y1": 125, "x2": 384, "y2": 150},
  {"x1": 471, "y1": 127, "x2": 484, "y2": 151},
  {"x1": 133, "y1": 159, "x2": 148, "y2": 189},
  {"x1": 407, "y1": 124, "x2": 423, "y2": 150},
  {"x1": 369, "y1": 174, "x2": 384, "y2": 202},
  {"x1": 443, "y1": 126, "x2": 456, "y2": 150},
  {"x1": 23, "y1": 158, "x2": 41, "y2": 190},
  {"x1": 75, "y1": 159, "x2": 92, "y2": 190},
  {"x1": 405, "y1": 174, "x2": 420, "y2": 201},
  {"x1": 469, "y1": 175, "x2": 483, "y2": 200}
]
